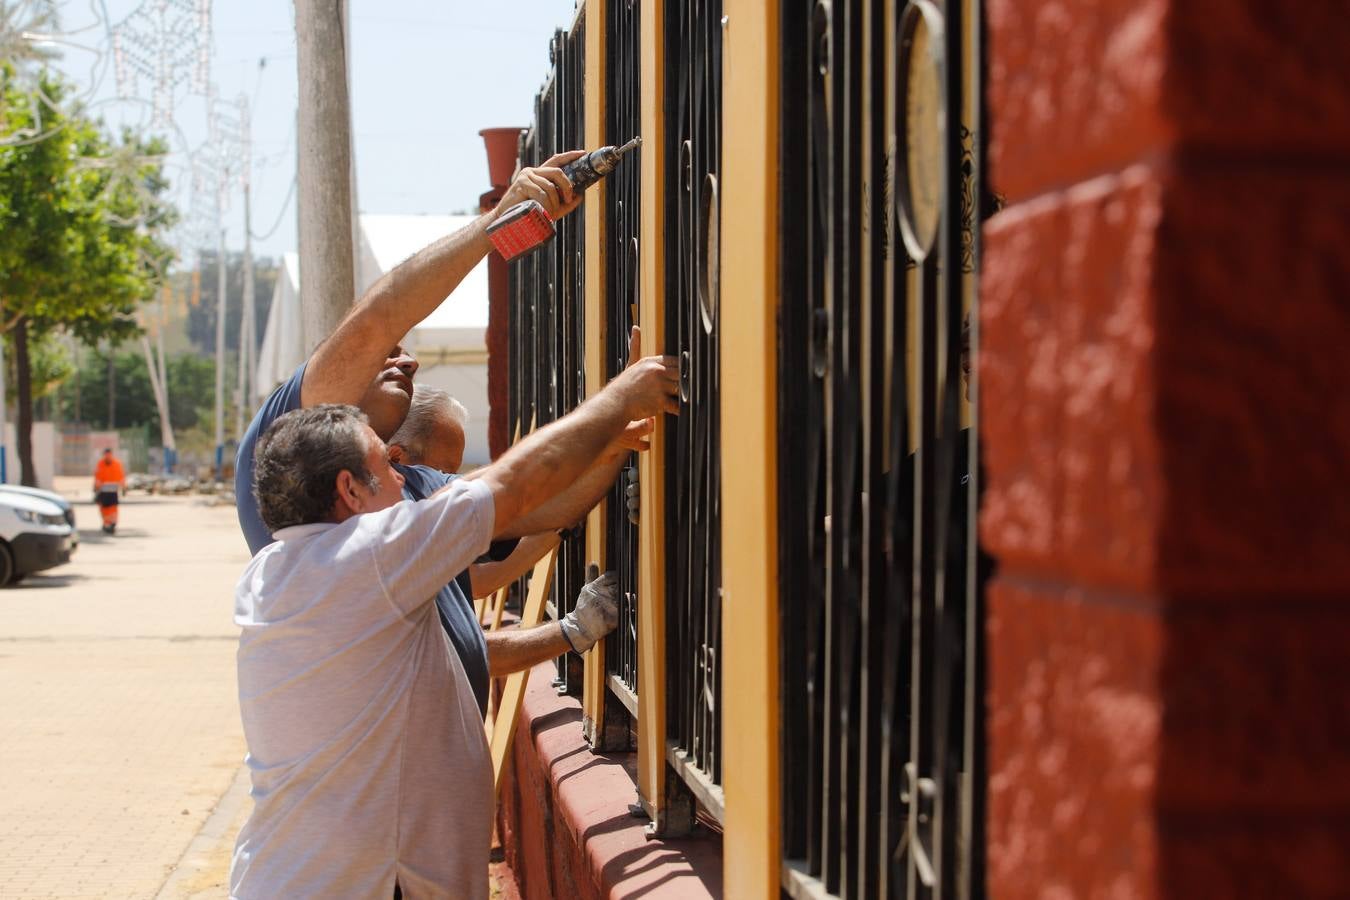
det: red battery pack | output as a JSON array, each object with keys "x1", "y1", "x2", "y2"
[{"x1": 486, "y1": 199, "x2": 556, "y2": 261}]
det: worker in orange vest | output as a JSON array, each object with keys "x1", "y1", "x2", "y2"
[{"x1": 93, "y1": 448, "x2": 125, "y2": 534}]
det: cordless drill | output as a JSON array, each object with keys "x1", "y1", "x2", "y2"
[{"x1": 486, "y1": 137, "x2": 642, "y2": 262}]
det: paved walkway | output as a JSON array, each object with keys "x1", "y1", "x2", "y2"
[{"x1": 0, "y1": 478, "x2": 249, "y2": 900}]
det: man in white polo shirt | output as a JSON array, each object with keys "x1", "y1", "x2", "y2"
[{"x1": 230, "y1": 345, "x2": 678, "y2": 899}]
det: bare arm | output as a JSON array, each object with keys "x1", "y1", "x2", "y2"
[
  {"x1": 485, "y1": 570, "x2": 619, "y2": 676},
  {"x1": 302, "y1": 221, "x2": 492, "y2": 407},
  {"x1": 485, "y1": 624, "x2": 571, "y2": 678},
  {"x1": 464, "y1": 334, "x2": 678, "y2": 538},
  {"x1": 504, "y1": 416, "x2": 650, "y2": 534},
  {"x1": 469, "y1": 532, "x2": 561, "y2": 599},
  {"x1": 299, "y1": 151, "x2": 586, "y2": 409},
  {"x1": 504, "y1": 452, "x2": 626, "y2": 535}
]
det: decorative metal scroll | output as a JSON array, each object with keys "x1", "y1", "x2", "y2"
[
  {"x1": 779, "y1": 0, "x2": 989, "y2": 897},
  {"x1": 509, "y1": 21, "x2": 587, "y2": 694},
  {"x1": 664, "y1": 0, "x2": 724, "y2": 811}
]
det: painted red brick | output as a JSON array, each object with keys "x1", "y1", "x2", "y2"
[
  {"x1": 986, "y1": 0, "x2": 1171, "y2": 203},
  {"x1": 1158, "y1": 605, "x2": 1350, "y2": 815},
  {"x1": 981, "y1": 165, "x2": 1165, "y2": 592},
  {"x1": 495, "y1": 665, "x2": 721, "y2": 900},
  {"x1": 987, "y1": 1, "x2": 1350, "y2": 204},
  {"x1": 1167, "y1": 3, "x2": 1350, "y2": 158},
  {"x1": 1151, "y1": 170, "x2": 1350, "y2": 593},
  {"x1": 983, "y1": 0, "x2": 1350, "y2": 896},
  {"x1": 986, "y1": 578, "x2": 1163, "y2": 899},
  {"x1": 1157, "y1": 821, "x2": 1350, "y2": 900},
  {"x1": 479, "y1": 187, "x2": 511, "y2": 460}
]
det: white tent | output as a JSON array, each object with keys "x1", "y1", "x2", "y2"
[
  {"x1": 255, "y1": 252, "x2": 302, "y2": 401},
  {"x1": 253, "y1": 215, "x2": 492, "y2": 466}
]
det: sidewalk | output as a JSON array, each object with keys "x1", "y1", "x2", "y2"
[{"x1": 0, "y1": 478, "x2": 249, "y2": 900}]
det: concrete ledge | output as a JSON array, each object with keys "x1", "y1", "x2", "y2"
[{"x1": 496, "y1": 663, "x2": 722, "y2": 899}]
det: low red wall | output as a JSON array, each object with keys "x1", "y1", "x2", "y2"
[{"x1": 495, "y1": 665, "x2": 723, "y2": 899}]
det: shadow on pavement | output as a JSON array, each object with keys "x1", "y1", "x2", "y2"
[
  {"x1": 9, "y1": 570, "x2": 88, "y2": 590},
  {"x1": 77, "y1": 527, "x2": 150, "y2": 544},
  {"x1": 69, "y1": 495, "x2": 184, "y2": 508}
]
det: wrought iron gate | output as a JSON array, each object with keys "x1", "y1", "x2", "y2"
[
  {"x1": 663, "y1": 0, "x2": 724, "y2": 819},
  {"x1": 779, "y1": 0, "x2": 988, "y2": 897},
  {"x1": 509, "y1": 20, "x2": 588, "y2": 693},
  {"x1": 602, "y1": 0, "x2": 643, "y2": 716}
]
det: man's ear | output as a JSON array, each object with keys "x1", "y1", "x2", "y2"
[
  {"x1": 388, "y1": 443, "x2": 406, "y2": 465},
  {"x1": 334, "y1": 469, "x2": 365, "y2": 516}
]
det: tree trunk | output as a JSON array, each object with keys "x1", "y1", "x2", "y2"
[
  {"x1": 15, "y1": 318, "x2": 37, "y2": 487},
  {"x1": 107, "y1": 344, "x2": 116, "y2": 429}
]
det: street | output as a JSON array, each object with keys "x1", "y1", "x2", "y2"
[{"x1": 0, "y1": 478, "x2": 248, "y2": 900}]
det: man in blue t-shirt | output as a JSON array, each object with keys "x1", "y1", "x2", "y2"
[{"x1": 234, "y1": 149, "x2": 674, "y2": 713}]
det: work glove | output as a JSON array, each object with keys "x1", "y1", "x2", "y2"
[{"x1": 560, "y1": 570, "x2": 620, "y2": 653}]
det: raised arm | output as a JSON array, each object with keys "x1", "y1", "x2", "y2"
[{"x1": 300, "y1": 150, "x2": 586, "y2": 410}]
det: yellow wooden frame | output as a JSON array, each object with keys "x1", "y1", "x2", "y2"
[
  {"x1": 636, "y1": 0, "x2": 670, "y2": 828},
  {"x1": 581, "y1": 0, "x2": 611, "y2": 743},
  {"x1": 720, "y1": 0, "x2": 782, "y2": 894},
  {"x1": 489, "y1": 549, "x2": 560, "y2": 804}
]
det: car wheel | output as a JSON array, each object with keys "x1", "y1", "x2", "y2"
[{"x1": 0, "y1": 543, "x2": 15, "y2": 587}]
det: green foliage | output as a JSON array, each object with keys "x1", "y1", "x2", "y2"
[
  {"x1": 3, "y1": 329, "x2": 71, "y2": 401},
  {"x1": 185, "y1": 251, "x2": 278, "y2": 355},
  {"x1": 0, "y1": 64, "x2": 179, "y2": 483},
  {"x1": 57, "y1": 349, "x2": 217, "y2": 433},
  {"x1": 0, "y1": 65, "x2": 177, "y2": 343}
]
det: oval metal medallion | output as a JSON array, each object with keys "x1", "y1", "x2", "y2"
[
  {"x1": 896, "y1": 0, "x2": 945, "y2": 262},
  {"x1": 699, "y1": 173, "x2": 720, "y2": 334}
]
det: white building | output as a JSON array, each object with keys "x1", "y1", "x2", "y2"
[{"x1": 254, "y1": 215, "x2": 491, "y2": 467}]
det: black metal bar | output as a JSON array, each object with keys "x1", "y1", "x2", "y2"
[
  {"x1": 508, "y1": 22, "x2": 587, "y2": 694},
  {"x1": 603, "y1": 0, "x2": 642, "y2": 706},
  {"x1": 780, "y1": 0, "x2": 987, "y2": 896},
  {"x1": 663, "y1": 0, "x2": 724, "y2": 813},
  {"x1": 777, "y1": 0, "x2": 814, "y2": 867}
]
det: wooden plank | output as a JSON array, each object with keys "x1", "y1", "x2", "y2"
[
  {"x1": 636, "y1": 0, "x2": 669, "y2": 829},
  {"x1": 581, "y1": 0, "x2": 611, "y2": 748},
  {"x1": 720, "y1": 0, "x2": 783, "y2": 893},
  {"x1": 488, "y1": 585, "x2": 507, "y2": 632},
  {"x1": 489, "y1": 547, "x2": 559, "y2": 802}
]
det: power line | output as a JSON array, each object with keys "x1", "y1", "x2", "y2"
[{"x1": 249, "y1": 173, "x2": 296, "y2": 242}]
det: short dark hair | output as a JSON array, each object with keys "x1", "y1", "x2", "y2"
[{"x1": 253, "y1": 404, "x2": 380, "y2": 533}]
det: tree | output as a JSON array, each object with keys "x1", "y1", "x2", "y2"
[
  {"x1": 0, "y1": 66, "x2": 175, "y2": 484},
  {"x1": 57, "y1": 349, "x2": 214, "y2": 433},
  {"x1": 184, "y1": 251, "x2": 276, "y2": 356}
]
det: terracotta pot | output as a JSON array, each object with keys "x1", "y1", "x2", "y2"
[{"x1": 480, "y1": 127, "x2": 525, "y2": 189}]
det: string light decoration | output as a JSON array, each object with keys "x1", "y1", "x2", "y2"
[
  {"x1": 110, "y1": 0, "x2": 210, "y2": 129},
  {"x1": 0, "y1": 0, "x2": 110, "y2": 146}
]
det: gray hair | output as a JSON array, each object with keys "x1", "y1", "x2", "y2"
[
  {"x1": 387, "y1": 386, "x2": 468, "y2": 463},
  {"x1": 254, "y1": 404, "x2": 380, "y2": 533}
]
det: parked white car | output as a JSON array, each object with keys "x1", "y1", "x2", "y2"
[{"x1": 0, "y1": 487, "x2": 77, "y2": 585}]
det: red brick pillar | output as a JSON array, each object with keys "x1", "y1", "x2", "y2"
[
  {"x1": 981, "y1": 3, "x2": 1350, "y2": 897},
  {"x1": 480, "y1": 128, "x2": 523, "y2": 460}
]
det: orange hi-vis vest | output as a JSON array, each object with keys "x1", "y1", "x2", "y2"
[{"x1": 94, "y1": 457, "x2": 125, "y2": 488}]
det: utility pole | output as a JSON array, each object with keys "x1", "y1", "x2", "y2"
[
  {"x1": 213, "y1": 226, "x2": 226, "y2": 480},
  {"x1": 236, "y1": 180, "x2": 254, "y2": 436},
  {"x1": 157, "y1": 306, "x2": 175, "y2": 473},
  {"x1": 295, "y1": 0, "x2": 356, "y2": 350},
  {"x1": 236, "y1": 98, "x2": 255, "y2": 437},
  {"x1": 142, "y1": 286, "x2": 176, "y2": 473}
]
